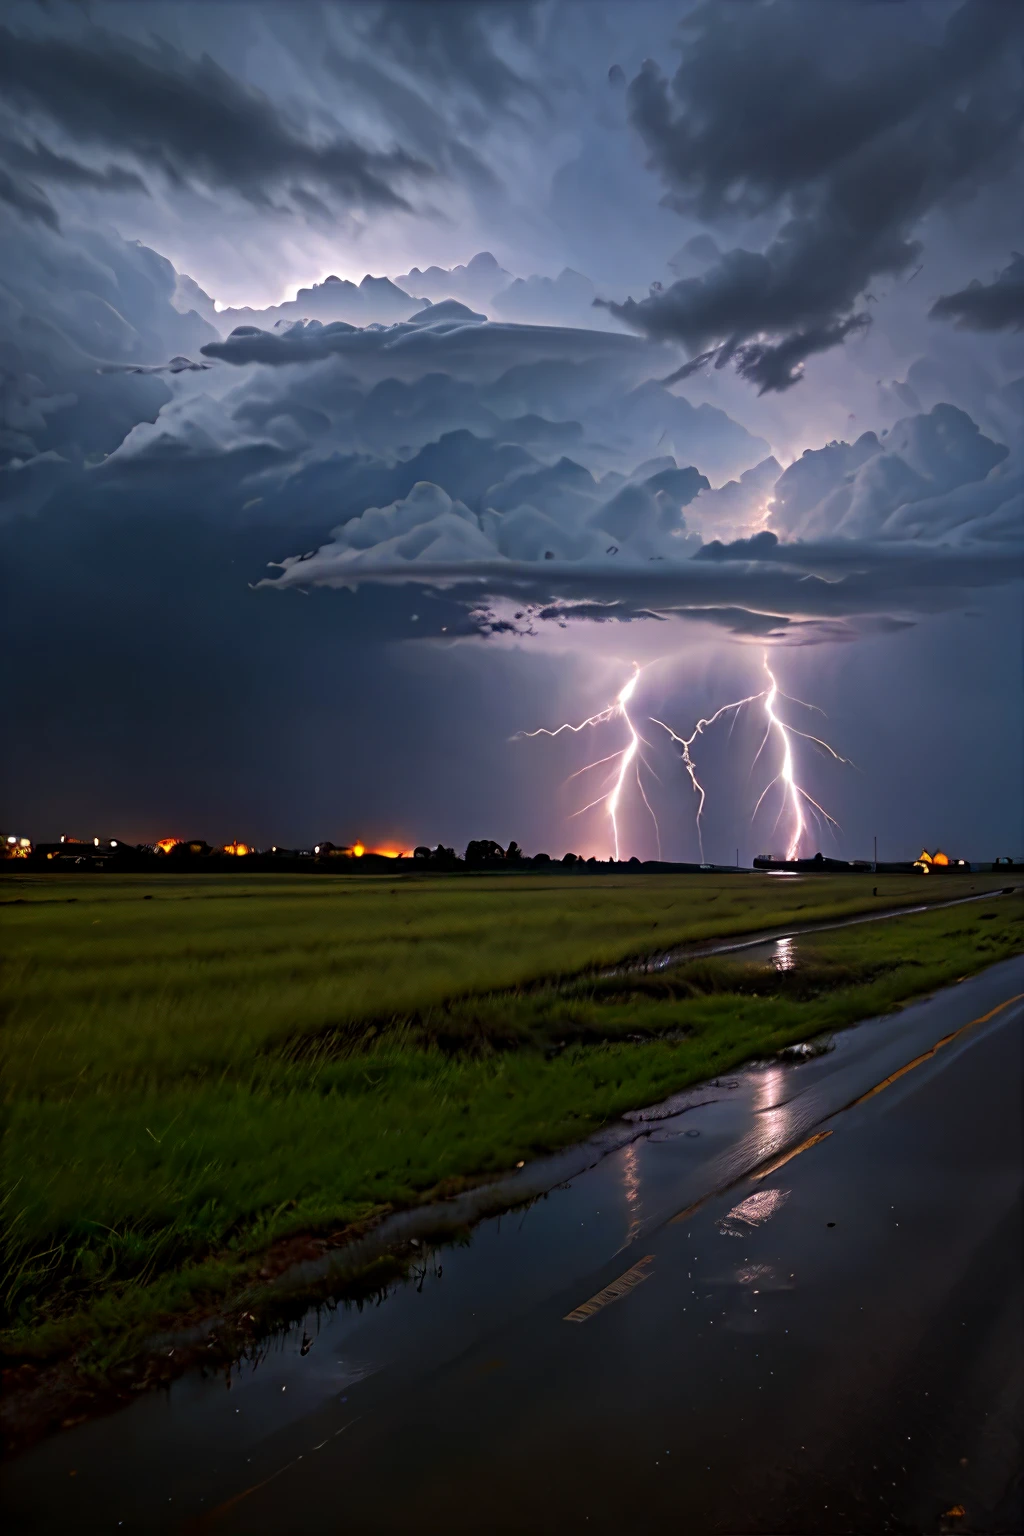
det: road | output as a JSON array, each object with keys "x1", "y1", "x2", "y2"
[{"x1": 3, "y1": 954, "x2": 1022, "y2": 1534}]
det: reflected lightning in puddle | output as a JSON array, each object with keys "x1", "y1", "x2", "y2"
[
  {"x1": 717, "y1": 1187, "x2": 790, "y2": 1238},
  {"x1": 773, "y1": 936, "x2": 795, "y2": 972},
  {"x1": 621, "y1": 1142, "x2": 643, "y2": 1245},
  {"x1": 752, "y1": 1064, "x2": 798, "y2": 1169},
  {"x1": 517, "y1": 663, "x2": 659, "y2": 861}
]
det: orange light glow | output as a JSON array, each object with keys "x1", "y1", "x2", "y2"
[
  {"x1": 931, "y1": 849, "x2": 949, "y2": 865},
  {"x1": 156, "y1": 837, "x2": 181, "y2": 854},
  {"x1": 352, "y1": 842, "x2": 365, "y2": 857},
  {"x1": 223, "y1": 842, "x2": 251, "y2": 857}
]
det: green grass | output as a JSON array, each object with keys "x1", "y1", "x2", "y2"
[{"x1": 1, "y1": 870, "x2": 1020, "y2": 1377}]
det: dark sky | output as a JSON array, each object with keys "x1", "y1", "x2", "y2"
[{"x1": 2, "y1": 0, "x2": 1022, "y2": 861}]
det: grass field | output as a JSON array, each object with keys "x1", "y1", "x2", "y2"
[{"x1": 2, "y1": 870, "x2": 1020, "y2": 1378}]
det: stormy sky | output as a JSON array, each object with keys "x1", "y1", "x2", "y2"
[{"x1": 2, "y1": 0, "x2": 1022, "y2": 862}]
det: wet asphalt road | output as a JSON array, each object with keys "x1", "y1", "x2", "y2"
[{"x1": 4, "y1": 954, "x2": 1023, "y2": 1535}]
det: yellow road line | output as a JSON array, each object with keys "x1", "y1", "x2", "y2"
[
  {"x1": 669, "y1": 1197, "x2": 707, "y2": 1227},
  {"x1": 752, "y1": 1129, "x2": 833, "y2": 1180},
  {"x1": 846, "y1": 991, "x2": 1024, "y2": 1110},
  {"x1": 564, "y1": 1254, "x2": 655, "y2": 1322},
  {"x1": 670, "y1": 990, "x2": 1024, "y2": 1228}
]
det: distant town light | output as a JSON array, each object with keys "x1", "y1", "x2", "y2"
[
  {"x1": 314, "y1": 845, "x2": 320, "y2": 854},
  {"x1": 6, "y1": 835, "x2": 14, "y2": 844},
  {"x1": 93, "y1": 837, "x2": 99, "y2": 847},
  {"x1": 110, "y1": 840, "x2": 117, "y2": 847}
]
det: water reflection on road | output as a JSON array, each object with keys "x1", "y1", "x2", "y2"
[
  {"x1": 773, "y1": 934, "x2": 796, "y2": 971},
  {"x1": 620, "y1": 1143, "x2": 643, "y2": 1246},
  {"x1": 2, "y1": 956, "x2": 1022, "y2": 1536},
  {"x1": 752, "y1": 1064, "x2": 798, "y2": 1166}
]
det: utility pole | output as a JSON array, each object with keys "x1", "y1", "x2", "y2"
[
  {"x1": 736, "y1": 847, "x2": 739, "y2": 868},
  {"x1": 873, "y1": 834, "x2": 877, "y2": 870}
]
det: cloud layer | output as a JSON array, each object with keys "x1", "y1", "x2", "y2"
[
  {"x1": 600, "y1": 0, "x2": 1024, "y2": 389},
  {"x1": 0, "y1": 20, "x2": 431, "y2": 227},
  {"x1": 930, "y1": 253, "x2": 1024, "y2": 333}
]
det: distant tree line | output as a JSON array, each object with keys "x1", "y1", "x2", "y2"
[
  {"x1": 15, "y1": 835, "x2": 627, "y2": 874},
  {"x1": 417, "y1": 841, "x2": 609, "y2": 870}
]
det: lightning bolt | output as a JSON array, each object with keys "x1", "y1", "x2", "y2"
[
  {"x1": 654, "y1": 651, "x2": 853, "y2": 863},
  {"x1": 518, "y1": 665, "x2": 659, "y2": 861},
  {"x1": 758, "y1": 654, "x2": 850, "y2": 860},
  {"x1": 650, "y1": 692, "x2": 765, "y2": 861},
  {"x1": 522, "y1": 652, "x2": 851, "y2": 864}
]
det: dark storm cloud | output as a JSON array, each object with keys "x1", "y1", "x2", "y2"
[
  {"x1": 0, "y1": 136, "x2": 148, "y2": 196},
  {"x1": 0, "y1": 164, "x2": 58, "y2": 228},
  {"x1": 359, "y1": 0, "x2": 543, "y2": 110},
  {"x1": 0, "y1": 218, "x2": 218, "y2": 478},
  {"x1": 244, "y1": 391, "x2": 1017, "y2": 611},
  {"x1": 269, "y1": 533, "x2": 1023, "y2": 642},
  {"x1": 599, "y1": 0, "x2": 1024, "y2": 389},
  {"x1": 313, "y1": 48, "x2": 500, "y2": 194},
  {"x1": 0, "y1": 23, "x2": 430, "y2": 215},
  {"x1": 930, "y1": 253, "x2": 1024, "y2": 332},
  {"x1": 732, "y1": 316, "x2": 872, "y2": 396},
  {"x1": 199, "y1": 313, "x2": 666, "y2": 381},
  {"x1": 0, "y1": 134, "x2": 146, "y2": 235}
]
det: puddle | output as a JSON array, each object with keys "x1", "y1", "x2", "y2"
[
  {"x1": 773, "y1": 934, "x2": 796, "y2": 971},
  {"x1": 716, "y1": 1187, "x2": 790, "y2": 1237},
  {"x1": 598, "y1": 885, "x2": 1018, "y2": 984}
]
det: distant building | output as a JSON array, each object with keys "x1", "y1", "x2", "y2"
[
  {"x1": 753, "y1": 852, "x2": 919, "y2": 873},
  {"x1": 914, "y1": 848, "x2": 968, "y2": 872}
]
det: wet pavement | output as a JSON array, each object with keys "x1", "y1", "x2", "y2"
[{"x1": 3, "y1": 955, "x2": 1022, "y2": 1534}]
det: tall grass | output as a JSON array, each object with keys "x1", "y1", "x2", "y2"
[
  {"x1": 2, "y1": 870, "x2": 1004, "y2": 1089},
  {"x1": 1, "y1": 872, "x2": 1019, "y2": 1371}
]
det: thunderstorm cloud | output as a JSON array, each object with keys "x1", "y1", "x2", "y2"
[{"x1": 1, "y1": 0, "x2": 1021, "y2": 855}]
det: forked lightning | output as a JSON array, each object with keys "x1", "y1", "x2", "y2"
[{"x1": 521, "y1": 652, "x2": 851, "y2": 862}]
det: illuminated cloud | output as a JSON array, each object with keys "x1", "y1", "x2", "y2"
[
  {"x1": 199, "y1": 311, "x2": 665, "y2": 382},
  {"x1": 268, "y1": 524, "x2": 1022, "y2": 642}
]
